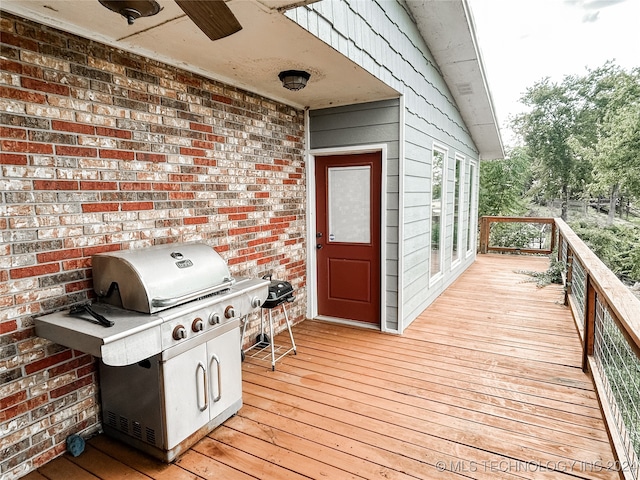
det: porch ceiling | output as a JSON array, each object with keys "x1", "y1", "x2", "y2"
[
  {"x1": 406, "y1": 0, "x2": 505, "y2": 159},
  {"x1": 0, "y1": 0, "x2": 399, "y2": 110}
]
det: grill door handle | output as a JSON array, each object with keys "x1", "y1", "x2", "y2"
[
  {"x1": 196, "y1": 362, "x2": 208, "y2": 412},
  {"x1": 210, "y1": 353, "x2": 222, "y2": 403}
]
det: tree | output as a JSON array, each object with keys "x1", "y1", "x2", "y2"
[
  {"x1": 479, "y1": 146, "x2": 531, "y2": 217},
  {"x1": 512, "y1": 77, "x2": 586, "y2": 220},
  {"x1": 570, "y1": 64, "x2": 640, "y2": 224}
]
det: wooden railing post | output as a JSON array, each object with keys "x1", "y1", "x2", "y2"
[
  {"x1": 582, "y1": 274, "x2": 596, "y2": 372},
  {"x1": 479, "y1": 216, "x2": 489, "y2": 254}
]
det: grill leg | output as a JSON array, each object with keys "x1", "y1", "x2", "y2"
[
  {"x1": 268, "y1": 309, "x2": 276, "y2": 371},
  {"x1": 282, "y1": 303, "x2": 297, "y2": 355}
]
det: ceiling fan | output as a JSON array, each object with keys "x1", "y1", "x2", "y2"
[{"x1": 98, "y1": 0, "x2": 242, "y2": 40}]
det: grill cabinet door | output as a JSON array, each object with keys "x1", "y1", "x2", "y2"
[
  {"x1": 206, "y1": 327, "x2": 242, "y2": 420},
  {"x1": 162, "y1": 343, "x2": 209, "y2": 449}
]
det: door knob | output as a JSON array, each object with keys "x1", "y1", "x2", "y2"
[{"x1": 316, "y1": 244, "x2": 323, "y2": 249}]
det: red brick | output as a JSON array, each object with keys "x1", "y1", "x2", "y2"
[
  {"x1": 0, "y1": 153, "x2": 28, "y2": 165},
  {"x1": 36, "y1": 248, "x2": 83, "y2": 263},
  {"x1": 99, "y1": 149, "x2": 135, "y2": 160},
  {"x1": 55, "y1": 146, "x2": 97, "y2": 157},
  {"x1": 169, "y1": 192, "x2": 195, "y2": 200},
  {"x1": 179, "y1": 147, "x2": 205, "y2": 157},
  {"x1": 62, "y1": 259, "x2": 91, "y2": 271},
  {"x1": 184, "y1": 216, "x2": 208, "y2": 225},
  {"x1": 33, "y1": 180, "x2": 78, "y2": 190},
  {"x1": 81, "y1": 202, "x2": 119, "y2": 212},
  {"x1": 79, "y1": 181, "x2": 117, "y2": 190},
  {"x1": 2, "y1": 140, "x2": 53, "y2": 154},
  {"x1": 65, "y1": 279, "x2": 92, "y2": 293},
  {"x1": 10, "y1": 263, "x2": 60, "y2": 279},
  {"x1": 51, "y1": 120, "x2": 95, "y2": 135},
  {"x1": 0, "y1": 58, "x2": 23, "y2": 74},
  {"x1": 48, "y1": 354, "x2": 93, "y2": 377},
  {"x1": 0, "y1": 32, "x2": 39, "y2": 51},
  {"x1": 0, "y1": 390, "x2": 27, "y2": 410},
  {"x1": 49, "y1": 375, "x2": 93, "y2": 399},
  {"x1": 190, "y1": 122, "x2": 212, "y2": 133},
  {"x1": 152, "y1": 182, "x2": 180, "y2": 191},
  {"x1": 254, "y1": 192, "x2": 270, "y2": 198},
  {"x1": 212, "y1": 94, "x2": 233, "y2": 105},
  {"x1": 0, "y1": 86, "x2": 46, "y2": 104},
  {"x1": 0, "y1": 320, "x2": 18, "y2": 334},
  {"x1": 0, "y1": 126, "x2": 27, "y2": 139},
  {"x1": 25, "y1": 350, "x2": 73, "y2": 375},
  {"x1": 121, "y1": 202, "x2": 153, "y2": 211},
  {"x1": 229, "y1": 214, "x2": 247, "y2": 221},
  {"x1": 22, "y1": 77, "x2": 70, "y2": 96},
  {"x1": 95, "y1": 127, "x2": 131, "y2": 139},
  {"x1": 218, "y1": 207, "x2": 238, "y2": 214}
]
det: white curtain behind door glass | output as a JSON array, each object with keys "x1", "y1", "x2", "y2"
[{"x1": 328, "y1": 166, "x2": 371, "y2": 243}]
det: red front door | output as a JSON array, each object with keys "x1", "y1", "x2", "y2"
[{"x1": 315, "y1": 153, "x2": 381, "y2": 325}]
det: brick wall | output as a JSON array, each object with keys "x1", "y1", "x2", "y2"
[{"x1": 0, "y1": 12, "x2": 307, "y2": 479}]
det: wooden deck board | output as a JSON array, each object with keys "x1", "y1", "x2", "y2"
[{"x1": 25, "y1": 255, "x2": 621, "y2": 480}]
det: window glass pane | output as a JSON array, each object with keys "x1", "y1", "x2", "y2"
[
  {"x1": 452, "y1": 156, "x2": 462, "y2": 263},
  {"x1": 431, "y1": 149, "x2": 444, "y2": 278},
  {"x1": 466, "y1": 162, "x2": 476, "y2": 252},
  {"x1": 328, "y1": 166, "x2": 370, "y2": 243}
]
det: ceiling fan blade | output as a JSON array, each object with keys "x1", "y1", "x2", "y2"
[{"x1": 175, "y1": 0, "x2": 242, "y2": 41}]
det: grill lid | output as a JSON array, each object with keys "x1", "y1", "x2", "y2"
[{"x1": 92, "y1": 243, "x2": 232, "y2": 314}]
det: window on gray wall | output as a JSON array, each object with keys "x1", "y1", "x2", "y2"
[
  {"x1": 452, "y1": 154, "x2": 464, "y2": 265},
  {"x1": 430, "y1": 146, "x2": 446, "y2": 280},
  {"x1": 466, "y1": 161, "x2": 477, "y2": 254}
]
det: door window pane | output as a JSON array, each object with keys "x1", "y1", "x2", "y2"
[{"x1": 328, "y1": 166, "x2": 371, "y2": 243}]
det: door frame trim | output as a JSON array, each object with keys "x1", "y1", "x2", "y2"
[{"x1": 306, "y1": 144, "x2": 388, "y2": 331}]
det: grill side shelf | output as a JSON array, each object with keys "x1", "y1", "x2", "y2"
[{"x1": 35, "y1": 304, "x2": 163, "y2": 366}]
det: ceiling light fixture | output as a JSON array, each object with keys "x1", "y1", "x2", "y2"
[
  {"x1": 278, "y1": 70, "x2": 311, "y2": 91},
  {"x1": 98, "y1": 0, "x2": 162, "y2": 25}
]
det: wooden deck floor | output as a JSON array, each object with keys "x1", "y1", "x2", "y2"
[{"x1": 24, "y1": 255, "x2": 620, "y2": 480}]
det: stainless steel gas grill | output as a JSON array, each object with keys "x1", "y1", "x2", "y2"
[{"x1": 35, "y1": 243, "x2": 269, "y2": 462}]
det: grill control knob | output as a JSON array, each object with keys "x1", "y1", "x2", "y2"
[
  {"x1": 225, "y1": 305, "x2": 236, "y2": 319},
  {"x1": 172, "y1": 325, "x2": 187, "y2": 340},
  {"x1": 251, "y1": 296, "x2": 262, "y2": 308},
  {"x1": 192, "y1": 318, "x2": 204, "y2": 332},
  {"x1": 209, "y1": 313, "x2": 221, "y2": 325}
]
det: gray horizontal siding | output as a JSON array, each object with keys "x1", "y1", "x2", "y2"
[
  {"x1": 291, "y1": 0, "x2": 482, "y2": 332},
  {"x1": 310, "y1": 99, "x2": 401, "y2": 331}
]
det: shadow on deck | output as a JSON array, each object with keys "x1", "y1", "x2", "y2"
[{"x1": 25, "y1": 254, "x2": 620, "y2": 480}]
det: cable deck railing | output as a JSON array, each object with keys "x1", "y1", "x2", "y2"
[{"x1": 480, "y1": 216, "x2": 640, "y2": 480}]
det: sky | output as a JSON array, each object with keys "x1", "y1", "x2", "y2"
[{"x1": 468, "y1": 0, "x2": 640, "y2": 147}]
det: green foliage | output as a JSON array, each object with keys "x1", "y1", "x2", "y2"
[
  {"x1": 570, "y1": 221, "x2": 640, "y2": 282},
  {"x1": 518, "y1": 253, "x2": 565, "y2": 287},
  {"x1": 479, "y1": 147, "x2": 531, "y2": 217},
  {"x1": 490, "y1": 223, "x2": 542, "y2": 249}
]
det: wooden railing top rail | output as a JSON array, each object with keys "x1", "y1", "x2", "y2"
[
  {"x1": 555, "y1": 217, "x2": 640, "y2": 351},
  {"x1": 480, "y1": 216, "x2": 556, "y2": 224}
]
